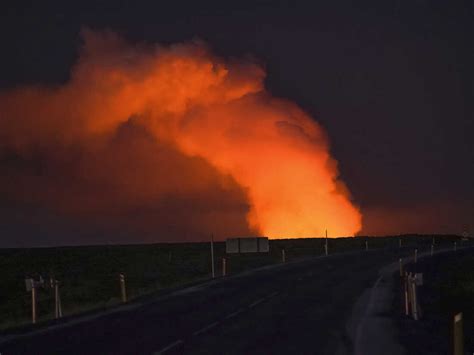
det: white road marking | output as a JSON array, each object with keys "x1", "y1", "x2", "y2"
[
  {"x1": 267, "y1": 291, "x2": 279, "y2": 298},
  {"x1": 153, "y1": 339, "x2": 183, "y2": 354},
  {"x1": 248, "y1": 298, "x2": 265, "y2": 308},
  {"x1": 225, "y1": 308, "x2": 245, "y2": 319},
  {"x1": 193, "y1": 321, "x2": 219, "y2": 336}
]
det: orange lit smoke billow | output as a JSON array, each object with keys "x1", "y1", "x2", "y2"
[{"x1": 0, "y1": 30, "x2": 362, "y2": 241}]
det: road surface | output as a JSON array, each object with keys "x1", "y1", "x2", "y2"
[{"x1": 0, "y1": 249, "x2": 405, "y2": 355}]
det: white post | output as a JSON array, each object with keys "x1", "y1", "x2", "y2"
[
  {"x1": 119, "y1": 273, "x2": 127, "y2": 303},
  {"x1": 411, "y1": 275, "x2": 419, "y2": 320},
  {"x1": 399, "y1": 238, "x2": 402, "y2": 248},
  {"x1": 431, "y1": 244, "x2": 434, "y2": 257},
  {"x1": 414, "y1": 249, "x2": 418, "y2": 263},
  {"x1": 399, "y1": 258, "x2": 403, "y2": 277},
  {"x1": 454, "y1": 241, "x2": 457, "y2": 252},
  {"x1": 54, "y1": 280, "x2": 62, "y2": 319},
  {"x1": 281, "y1": 249, "x2": 286, "y2": 263},
  {"x1": 31, "y1": 286, "x2": 37, "y2": 324},
  {"x1": 404, "y1": 273, "x2": 409, "y2": 316},
  {"x1": 365, "y1": 240, "x2": 368, "y2": 251},
  {"x1": 454, "y1": 313, "x2": 464, "y2": 355},
  {"x1": 211, "y1": 234, "x2": 215, "y2": 278},
  {"x1": 222, "y1": 257, "x2": 226, "y2": 276},
  {"x1": 325, "y1": 230, "x2": 328, "y2": 256}
]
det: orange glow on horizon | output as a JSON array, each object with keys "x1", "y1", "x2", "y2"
[{"x1": 0, "y1": 30, "x2": 362, "y2": 239}]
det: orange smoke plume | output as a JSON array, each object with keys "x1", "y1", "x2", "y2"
[{"x1": 0, "y1": 30, "x2": 361, "y2": 240}]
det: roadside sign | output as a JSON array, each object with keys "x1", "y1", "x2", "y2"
[
  {"x1": 25, "y1": 278, "x2": 34, "y2": 292},
  {"x1": 25, "y1": 277, "x2": 44, "y2": 291}
]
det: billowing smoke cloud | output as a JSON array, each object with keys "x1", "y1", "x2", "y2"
[{"x1": 0, "y1": 30, "x2": 361, "y2": 242}]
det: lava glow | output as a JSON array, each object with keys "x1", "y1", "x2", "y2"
[{"x1": 0, "y1": 30, "x2": 362, "y2": 239}]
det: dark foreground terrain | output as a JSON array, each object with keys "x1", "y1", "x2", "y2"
[
  {"x1": 0, "y1": 236, "x2": 442, "y2": 330},
  {"x1": 1, "y1": 248, "x2": 398, "y2": 354},
  {"x1": 0, "y1": 240, "x2": 467, "y2": 354},
  {"x1": 0, "y1": 236, "x2": 469, "y2": 355}
]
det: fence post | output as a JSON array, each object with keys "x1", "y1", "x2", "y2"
[
  {"x1": 281, "y1": 249, "x2": 286, "y2": 263},
  {"x1": 365, "y1": 240, "x2": 368, "y2": 251},
  {"x1": 453, "y1": 312, "x2": 464, "y2": 355},
  {"x1": 222, "y1": 257, "x2": 226, "y2": 277},
  {"x1": 414, "y1": 249, "x2": 418, "y2": 264},
  {"x1": 119, "y1": 273, "x2": 127, "y2": 303},
  {"x1": 454, "y1": 241, "x2": 457, "y2": 252},
  {"x1": 399, "y1": 258, "x2": 403, "y2": 277},
  {"x1": 431, "y1": 244, "x2": 434, "y2": 257},
  {"x1": 399, "y1": 238, "x2": 402, "y2": 248}
]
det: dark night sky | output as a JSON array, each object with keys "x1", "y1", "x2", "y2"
[{"x1": 0, "y1": 1, "x2": 472, "y2": 246}]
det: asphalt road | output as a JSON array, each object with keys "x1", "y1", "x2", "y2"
[{"x1": 0, "y1": 249, "x2": 406, "y2": 355}]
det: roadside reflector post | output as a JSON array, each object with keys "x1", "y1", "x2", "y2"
[
  {"x1": 365, "y1": 240, "x2": 368, "y2": 251},
  {"x1": 404, "y1": 272, "x2": 409, "y2": 316},
  {"x1": 31, "y1": 284, "x2": 37, "y2": 324},
  {"x1": 281, "y1": 249, "x2": 286, "y2": 263},
  {"x1": 454, "y1": 241, "x2": 457, "y2": 252},
  {"x1": 414, "y1": 249, "x2": 418, "y2": 264},
  {"x1": 431, "y1": 244, "x2": 434, "y2": 257},
  {"x1": 211, "y1": 234, "x2": 215, "y2": 279},
  {"x1": 222, "y1": 257, "x2": 226, "y2": 277},
  {"x1": 119, "y1": 273, "x2": 127, "y2": 303},
  {"x1": 25, "y1": 278, "x2": 37, "y2": 324},
  {"x1": 453, "y1": 312, "x2": 464, "y2": 355},
  {"x1": 399, "y1": 238, "x2": 402, "y2": 248},
  {"x1": 411, "y1": 275, "x2": 419, "y2": 320},
  {"x1": 399, "y1": 258, "x2": 403, "y2": 277},
  {"x1": 54, "y1": 280, "x2": 62, "y2": 319}
]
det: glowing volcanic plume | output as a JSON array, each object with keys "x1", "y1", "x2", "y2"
[{"x1": 0, "y1": 30, "x2": 361, "y2": 239}]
